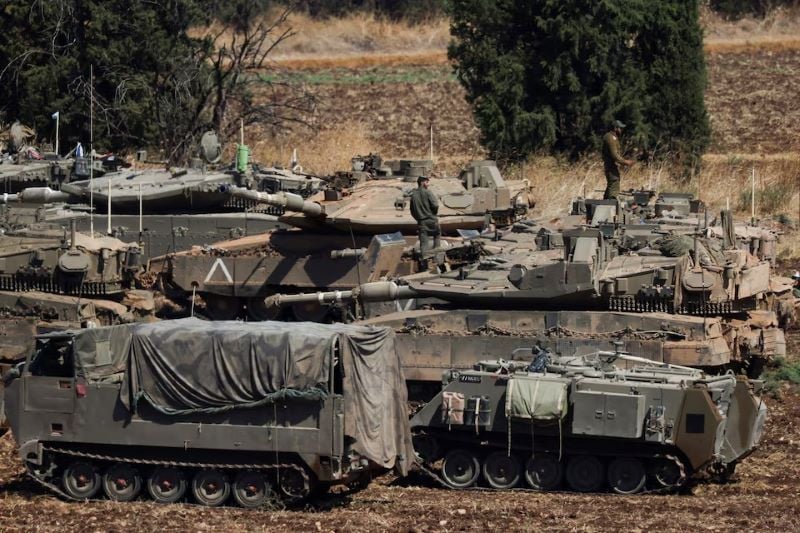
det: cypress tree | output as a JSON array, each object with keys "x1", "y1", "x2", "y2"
[{"x1": 448, "y1": 0, "x2": 710, "y2": 168}]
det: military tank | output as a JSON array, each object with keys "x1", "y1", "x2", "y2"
[
  {"x1": 229, "y1": 159, "x2": 533, "y2": 234},
  {"x1": 260, "y1": 209, "x2": 788, "y2": 387},
  {"x1": 0, "y1": 222, "x2": 150, "y2": 428},
  {"x1": 0, "y1": 133, "x2": 321, "y2": 260},
  {"x1": 147, "y1": 158, "x2": 529, "y2": 320},
  {"x1": 411, "y1": 346, "x2": 766, "y2": 493},
  {"x1": 2, "y1": 318, "x2": 413, "y2": 505}
]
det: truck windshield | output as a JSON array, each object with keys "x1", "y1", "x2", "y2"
[{"x1": 29, "y1": 339, "x2": 74, "y2": 378}]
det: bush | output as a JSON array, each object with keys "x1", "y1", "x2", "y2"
[{"x1": 763, "y1": 356, "x2": 800, "y2": 397}]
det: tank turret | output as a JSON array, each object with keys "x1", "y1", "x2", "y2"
[{"x1": 228, "y1": 160, "x2": 532, "y2": 234}]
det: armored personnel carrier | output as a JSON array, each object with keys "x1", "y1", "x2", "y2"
[
  {"x1": 2, "y1": 318, "x2": 412, "y2": 505},
  {"x1": 411, "y1": 347, "x2": 766, "y2": 493}
]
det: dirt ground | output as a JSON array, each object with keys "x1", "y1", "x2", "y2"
[
  {"x1": 289, "y1": 48, "x2": 800, "y2": 166},
  {"x1": 0, "y1": 331, "x2": 797, "y2": 532}
]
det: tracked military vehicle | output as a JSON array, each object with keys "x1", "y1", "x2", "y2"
[
  {"x1": 261, "y1": 207, "x2": 788, "y2": 387},
  {"x1": 411, "y1": 347, "x2": 766, "y2": 493},
  {"x1": 151, "y1": 231, "x2": 482, "y2": 321},
  {"x1": 146, "y1": 158, "x2": 525, "y2": 320},
  {"x1": 2, "y1": 318, "x2": 413, "y2": 506},
  {"x1": 230, "y1": 159, "x2": 533, "y2": 234},
  {"x1": 0, "y1": 133, "x2": 327, "y2": 260},
  {"x1": 0, "y1": 222, "x2": 149, "y2": 428}
]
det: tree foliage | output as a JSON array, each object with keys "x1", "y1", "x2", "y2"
[
  {"x1": 0, "y1": 0, "x2": 314, "y2": 162},
  {"x1": 710, "y1": 0, "x2": 799, "y2": 19},
  {"x1": 294, "y1": 0, "x2": 445, "y2": 20},
  {"x1": 447, "y1": 0, "x2": 711, "y2": 168}
]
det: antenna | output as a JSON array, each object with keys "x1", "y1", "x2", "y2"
[
  {"x1": 89, "y1": 65, "x2": 94, "y2": 236},
  {"x1": 240, "y1": 118, "x2": 244, "y2": 146},
  {"x1": 138, "y1": 183, "x2": 143, "y2": 235},
  {"x1": 750, "y1": 166, "x2": 756, "y2": 225},
  {"x1": 429, "y1": 121, "x2": 434, "y2": 162},
  {"x1": 107, "y1": 177, "x2": 111, "y2": 235}
]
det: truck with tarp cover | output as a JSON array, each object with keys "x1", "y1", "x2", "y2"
[{"x1": 2, "y1": 318, "x2": 413, "y2": 506}]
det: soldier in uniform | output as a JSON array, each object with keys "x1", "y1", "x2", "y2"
[
  {"x1": 601, "y1": 120, "x2": 634, "y2": 199},
  {"x1": 409, "y1": 175, "x2": 441, "y2": 258}
]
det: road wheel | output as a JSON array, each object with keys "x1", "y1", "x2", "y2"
[
  {"x1": 291, "y1": 301, "x2": 329, "y2": 322},
  {"x1": 565, "y1": 455, "x2": 605, "y2": 493},
  {"x1": 147, "y1": 467, "x2": 187, "y2": 504},
  {"x1": 246, "y1": 297, "x2": 282, "y2": 321},
  {"x1": 651, "y1": 458, "x2": 684, "y2": 489},
  {"x1": 191, "y1": 469, "x2": 231, "y2": 507},
  {"x1": 278, "y1": 465, "x2": 313, "y2": 502},
  {"x1": 232, "y1": 471, "x2": 272, "y2": 509},
  {"x1": 441, "y1": 449, "x2": 480, "y2": 489},
  {"x1": 482, "y1": 451, "x2": 521, "y2": 489},
  {"x1": 412, "y1": 434, "x2": 440, "y2": 463},
  {"x1": 524, "y1": 454, "x2": 563, "y2": 491},
  {"x1": 62, "y1": 460, "x2": 101, "y2": 500},
  {"x1": 607, "y1": 457, "x2": 646, "y2": 494},
  {"x1": 102, "y1": 463, "x2": 142, "y2": 502},
  {"x1": 203, "y1": 295, "x2": 241, "y2": 320}
]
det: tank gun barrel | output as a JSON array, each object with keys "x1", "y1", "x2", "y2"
[
  {"x1": 264, "y1": 281, "x2": 417, "y2": 309},
  {"x1": 330, "y1": 248, "x2": 366, "y2": 259},
  {"x1": 0, "y1": 187, "x2": 70, "y2": 204},
  {"x1": 230, "y1": 188, "x2": 325, "y2": 219}
]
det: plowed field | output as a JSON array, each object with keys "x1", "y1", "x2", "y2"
[{"x1": 270, "y1": 48, "x2": 800, "y2": 171}]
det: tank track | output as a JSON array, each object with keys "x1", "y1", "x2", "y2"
[
  {"x1": 414, "y1": 443, "x2": 688, "y2": 495},
  {"x1": 608, "y1": 295, "x2": 750, "y2": 316},
  {"x1": 27, "y1": 444, "x2": 310, "y2": 507},
  {"x1": 0, "y1": 274, "x2": 122, "y2": 296}
]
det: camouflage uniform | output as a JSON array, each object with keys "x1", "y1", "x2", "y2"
[
  {"x1": 601, "y1": 131, "x2": 626, "y2": 200},
  {"x1": 410, "y1": 185, "x2": 441, "y2": 257}
]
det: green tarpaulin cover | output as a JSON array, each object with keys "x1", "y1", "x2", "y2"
[{"x1": 505, "y1": 376, "x2": 568, "y2": 421}]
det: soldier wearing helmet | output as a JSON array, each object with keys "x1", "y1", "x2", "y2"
[{"x1": 601, "y1": 120, "x2": 635, "y2": 200}]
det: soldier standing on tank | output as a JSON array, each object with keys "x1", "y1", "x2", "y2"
[
  {"x1": 601, "y1": 120, "x2": 635, "y2": 200},
  {"x1": 410, "y1": 175, "x2": 441, "y2": 259}
]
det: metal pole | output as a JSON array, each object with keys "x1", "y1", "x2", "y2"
[
  {"x1": 750, "y1": 167, "x2": 755, "y2": 224},
  {"x1": 55, "y1": 114, "x2": 59, "y2": 156},
  {"x1": 89, "y1": 65, "x2": 94, "y2": 236},
  {"x1": 138, "y1": 183, "x2": 143, "y2": 234},
  {"x1": 430, "y1": 122, "x2": 434, "y2": 162},
  {"x1": 107, "y1": 178, "x2": 111, "y2": 235}
]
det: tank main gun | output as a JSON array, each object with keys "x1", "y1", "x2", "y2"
[
  {"x1": 229, "y1": 188, "x2": 325, "y2": 219},
  {"x1": 1, "y1": 187, "x2": 71, "y2": 204},
  {"x1": 264, "y1": 280, "x2": 416, "y2": 309}
]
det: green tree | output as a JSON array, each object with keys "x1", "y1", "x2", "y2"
[
  {"x1": 0, "y1": 0, "x2": 313, "y2": 162},
  {"x1": 447, "y1": 0, "x2": 710, "y2": 168}
]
